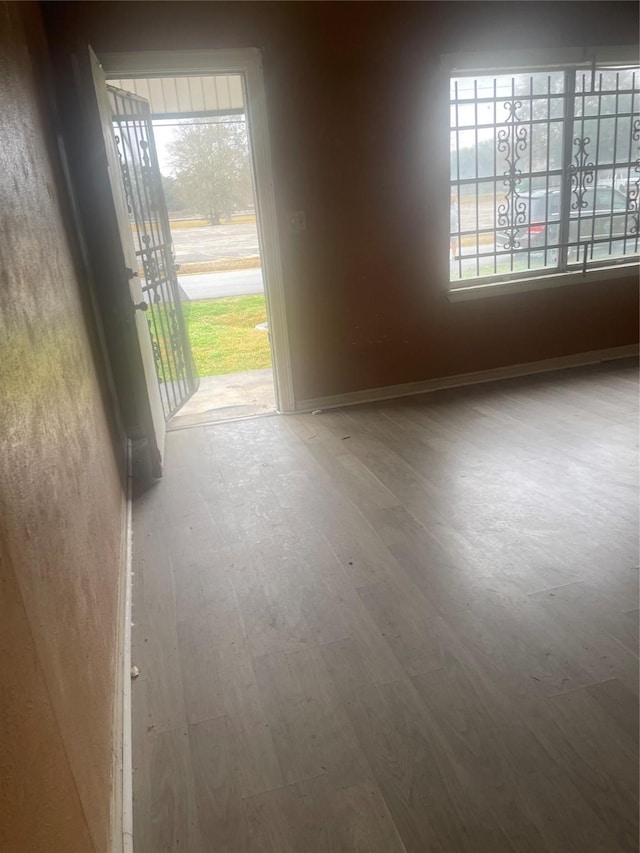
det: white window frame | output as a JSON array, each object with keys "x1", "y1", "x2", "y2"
[
  {"x1": 99, "y1": 49, "x2": 295, "y2": 413},
  {"x1": 443, "y1": 45, "x2": 640, "y2": 301}
]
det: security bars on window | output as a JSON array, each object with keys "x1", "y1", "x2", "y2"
[{"x1": 449, "y1": 65, "x2": 640, "y2": 285}]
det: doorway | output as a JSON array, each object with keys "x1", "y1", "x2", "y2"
[{"x1": 101, "y1": 49, "x2": 294, "y2": 426}]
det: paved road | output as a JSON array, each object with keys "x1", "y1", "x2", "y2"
[
  {"x1": 172, "y1": 222, "x2": 259, "y2": 263},
  {"x1": 178, "y1": 267, "x2": 264, "y2": 300}
]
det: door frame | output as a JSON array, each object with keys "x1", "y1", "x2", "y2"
[{"x1": 99, "y1": 48, "x2": 295, "y2": 414}]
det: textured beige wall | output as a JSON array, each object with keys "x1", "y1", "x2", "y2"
[{"x1": 0, "y1": 3, "x2": 125, "y2": 851}]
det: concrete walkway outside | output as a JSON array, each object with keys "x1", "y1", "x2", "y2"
[
  {"x1": 172, "y1": 222, "x2": 259, "y2": 263},
  {"x1": 169, "y1": 368, "x2": 275, "y2": 428}
]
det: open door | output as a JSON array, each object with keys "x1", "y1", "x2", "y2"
[
  {"x1": 67, "y1": 47, "x2": 196, "y2": 476},
  {"x1": 107, "y1": 84, "x2": 198, "y2": 423}
]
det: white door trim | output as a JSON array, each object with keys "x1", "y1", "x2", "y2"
[
  {"x1": 99, "y1": 49, "x2": 295, "y2": 414},
  {"x1": 110, "y1": 439, "x2": 133, "y2": 853}
]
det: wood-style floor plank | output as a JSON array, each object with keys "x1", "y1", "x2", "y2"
[
  {"x1": 252, "y1": 645, "x2": 369, "y2": 788},
  {"x1": 133, "y1": 726, "x2": 203, "y2": 853},
  {"x1": 132, "y1": 360, "x2": 639, "y2": 852}
]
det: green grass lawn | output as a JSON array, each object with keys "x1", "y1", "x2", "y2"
[{"x1": 182, "y1": 294, "x2": 271, "y2": 376}]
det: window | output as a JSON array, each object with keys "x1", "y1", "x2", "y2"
[{"x1": 448, "y1": 50, "x2": 640, "y2": 290}]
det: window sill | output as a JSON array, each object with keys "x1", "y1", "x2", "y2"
[{"x1": 447, "y1": 262, "x2": 639, "y2": 302}]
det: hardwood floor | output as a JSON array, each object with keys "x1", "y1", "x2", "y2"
[{"x1": 131, "y1": 360, "x2": 639, "y2": 853}]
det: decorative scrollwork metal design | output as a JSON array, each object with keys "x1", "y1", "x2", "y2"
[
  {"x1": 139, "y1": 137, "x2": 163, "y2": 215},
  {"x1": 141, "y1": 235, "x2": 162, "y2": 303},
  {"x1": 167, "y1": 305, "x2": 186, "y2": 378},
  {"x1": 108, "y1": 84, "x2": 197, "y2": 418},
  {"x1": 628, "y1": 118, "x2": 640, "y2": 235},
  {"x1": 139, "y1": 139, "x2": 151, "y2": 168},
  {"x1": 497, "y1": 100, "x2": 529, "y2": 250},
  {"x1": 145, "y1": 316, "x2": 162, "y2": 377},
  {"x1": 114, "y1": 135, "x2": 133, "y2": 215},
  {"x1": 569, "y1": 136, "x2": 595, "y2": 211}
]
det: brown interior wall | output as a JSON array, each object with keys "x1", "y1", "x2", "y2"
[
  {"x1": 0, "y1": 3, "x2": 125, "y2": 851},
  {"x1": 43, "y1": 1, "x2": 639, "y2": 404}
]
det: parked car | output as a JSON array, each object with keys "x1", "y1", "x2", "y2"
[
  {"x1": 615, "y1": 177, "x2": 637, "y2": 198},
  {"x1": 497, "y1": 186, "x2": 634, "y2": 251}
]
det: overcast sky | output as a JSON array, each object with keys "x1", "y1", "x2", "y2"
[{"x1": 152, "y1": 121, "x2": 177, "y2": 176}]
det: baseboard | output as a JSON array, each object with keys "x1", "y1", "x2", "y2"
[
  {"x1": 294, "y1": 344, "x2": 639, "y2": 414},
  {"x1": 111, "y1": 440, "x2": 134, "y2": 853}
]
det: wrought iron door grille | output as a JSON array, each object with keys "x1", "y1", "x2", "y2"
[
  {"x1": 108, "y1": 85, "x2": 198, "y2": 419},
  {"x1": 449, "y1": 64, "x2": 640, "y2": 285}
]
